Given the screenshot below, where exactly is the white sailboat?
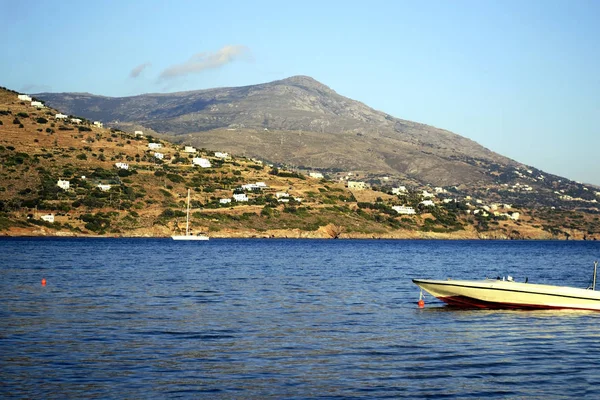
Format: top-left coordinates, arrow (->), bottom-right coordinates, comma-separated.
171,189 -> 209,241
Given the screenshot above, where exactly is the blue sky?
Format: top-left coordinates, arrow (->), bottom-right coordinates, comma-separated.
2,0 -> 599,185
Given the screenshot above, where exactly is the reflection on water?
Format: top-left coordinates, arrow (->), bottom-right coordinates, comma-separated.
1,238 -> 600,398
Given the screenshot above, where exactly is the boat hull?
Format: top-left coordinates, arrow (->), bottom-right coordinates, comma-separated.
172,235 -> 209,241
413,278 -> 600,311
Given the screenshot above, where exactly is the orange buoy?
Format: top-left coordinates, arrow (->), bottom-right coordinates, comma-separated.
418,299 -> 425,308
41,278 -> 46,286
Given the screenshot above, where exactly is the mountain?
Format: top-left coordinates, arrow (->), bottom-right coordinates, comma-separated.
36,76 -> 516,187
2,85 -> 600,240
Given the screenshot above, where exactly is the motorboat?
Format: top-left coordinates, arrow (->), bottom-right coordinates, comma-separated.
413,262 -> 600,311
172,189 -> 209,241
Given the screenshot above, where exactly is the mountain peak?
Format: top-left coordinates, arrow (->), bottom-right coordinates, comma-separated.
275,75 -> 334,92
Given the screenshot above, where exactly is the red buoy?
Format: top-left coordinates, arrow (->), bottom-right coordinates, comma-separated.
41,278 -> 46,286
418,299 -> 425,308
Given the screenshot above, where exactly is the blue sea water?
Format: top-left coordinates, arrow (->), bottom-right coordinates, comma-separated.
1,238 -> 600,398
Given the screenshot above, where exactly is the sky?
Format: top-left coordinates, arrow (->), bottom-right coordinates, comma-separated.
2,0 -> 599,185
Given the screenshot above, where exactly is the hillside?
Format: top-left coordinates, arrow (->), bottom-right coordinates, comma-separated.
36,76 -> 516,187
2,85 -> 600,240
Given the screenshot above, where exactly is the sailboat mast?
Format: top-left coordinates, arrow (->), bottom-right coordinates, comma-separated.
186,189 -> 190,236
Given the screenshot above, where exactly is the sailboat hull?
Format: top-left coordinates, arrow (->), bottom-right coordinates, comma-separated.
413,278 -> 600,311
172,235 -> 209,241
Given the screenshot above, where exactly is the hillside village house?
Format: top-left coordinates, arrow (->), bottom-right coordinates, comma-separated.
115,162 -> 129,170
70,118 -> 82,124
276,192 -> 290,199
31,101 -> 44,108
192,157 -> 211,168
134,131 -> 144,137
184,146 -> 197,153
93,121 -> 103,128
57,179 -> 70,190
219,198 -> 232,204
17,94 -> 32,102
154,152 -> 164,160
55,113 -> 68,119
392,205 -> 416,215
422,190 -> 434,198
392,186 -> 407,195
420,200 -> 435,207
97,184 -> 112,191
40,214 -> 55,223
233,193 -> 249,202
214,152 -> 229,159
347,181 -> 367,190
241,182 -> 268,191
148,143 -> 162,150
309,172 -> 324,179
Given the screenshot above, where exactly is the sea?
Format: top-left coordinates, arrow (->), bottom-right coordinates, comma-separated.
2,238 -> 600,399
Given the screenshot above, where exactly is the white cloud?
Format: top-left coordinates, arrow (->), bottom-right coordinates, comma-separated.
130,62 -> 152,78
159,45 -> 250,80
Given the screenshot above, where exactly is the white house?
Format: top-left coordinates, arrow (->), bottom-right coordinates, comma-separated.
55,113 -> 68,119
154,152 -> 164,160
192,157 -> 211,168
392,205 -> 416,215
18,94 -> 32,102
148,143 -> 162,150
276,192 -> 290,199
241,182 -> 268,191
115,162 -> 129,170
134,130 -> 144,137
97,184 -> 112,191
57,179 -> 70,190
233,193 -> 249,202
40,214 -> 55,223
70,118 -> 82,124
422,190 -> 434,198
392,186 -> 407,195
31,101 -> 44,108
93,121 -> 103,128
347,181 -> 367,190
219,198 -> 232,204
510,212 -> 520,221
184,146 -> 197,153
420,200 -> 435,207
309,172 -> 324,179
214,152 -> 229,158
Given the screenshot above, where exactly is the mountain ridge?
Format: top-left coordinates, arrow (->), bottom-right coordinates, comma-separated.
37,76 -> 517,187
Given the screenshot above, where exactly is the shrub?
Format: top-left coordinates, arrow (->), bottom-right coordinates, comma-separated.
36,117 -> 48,124
17,112 -> 29,118
12,118 -> 20,124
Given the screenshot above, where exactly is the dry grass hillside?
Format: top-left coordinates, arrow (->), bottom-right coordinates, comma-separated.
1,86 -> 599,240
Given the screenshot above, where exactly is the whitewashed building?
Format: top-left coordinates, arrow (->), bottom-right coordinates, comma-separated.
219,198 -> 232,204
31,101 -> 44,108
18,94 -> 32,102
420,200 -> 435,207
184,146 -> 197,153
55,113 -> 68,119
215,152 -> 229,158
70,118 -> 82,124
233,193 -> 249,202
309,172 -> 324,179
392,187 -> 407,195
134,130 -> 144,137
347,181 -> 367,190
148,143 -> 162,150
276,192 -> 290,199
192,157 -> 211,168
97,184 -> 112,191
154,152 -> 164,160
57,179 -> 70,190
93,121 -> 103,128
115,162 -> 129,170
41,214 -> 55,223
392,205 -> 416,215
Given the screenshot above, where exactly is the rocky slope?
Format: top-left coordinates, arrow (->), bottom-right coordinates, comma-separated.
36,76 -> 518,187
